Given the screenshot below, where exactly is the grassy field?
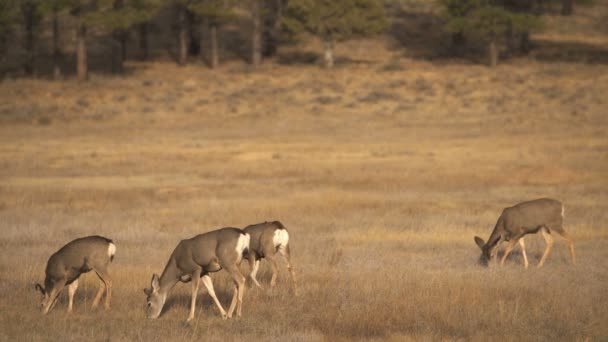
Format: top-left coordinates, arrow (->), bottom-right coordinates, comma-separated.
1,24 -> 608,341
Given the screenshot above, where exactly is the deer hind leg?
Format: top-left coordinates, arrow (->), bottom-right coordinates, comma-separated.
279,244 -> 298,296
537,227 -> 555,268
518,238 -> 529,269
93,268 -> 112,310
266,254 -> 279,288
67,279 -> 79,313
247,254 -> 262,289
187,269 -> 201,322
226,266 -> 246,318
91,280 -> 105,309
500,239 -> 518,266
201,274 -> 227,319
555,228 -> 576,265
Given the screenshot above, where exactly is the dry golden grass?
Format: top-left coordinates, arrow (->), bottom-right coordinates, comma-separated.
1,29 -> 608,341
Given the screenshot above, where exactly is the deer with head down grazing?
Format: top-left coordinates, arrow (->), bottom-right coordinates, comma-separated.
474,198 -> 576,269
243,221 -> 298,295
143,227 -> 249,322
35,235 -> 116,314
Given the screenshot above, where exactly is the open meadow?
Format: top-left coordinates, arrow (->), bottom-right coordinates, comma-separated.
1,24 -> 608,341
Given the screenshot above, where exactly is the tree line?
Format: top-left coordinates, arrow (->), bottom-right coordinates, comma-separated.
0,0 -> 591,80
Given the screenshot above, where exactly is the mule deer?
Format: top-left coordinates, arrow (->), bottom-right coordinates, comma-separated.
243,221 -> 298,295
35,235 -> 116,314
474,198 -> 576,269
143,227 -> 249,322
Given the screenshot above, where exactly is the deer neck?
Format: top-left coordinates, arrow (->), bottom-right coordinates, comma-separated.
486,217 -> 505,250
158,257 -> 181,293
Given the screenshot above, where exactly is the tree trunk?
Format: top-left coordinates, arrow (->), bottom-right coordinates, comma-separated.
77,21 -> 87,81
505,23 -> 515,56
561,0 -> 573,16
139,22 -> 148,61
323,39 -> 334,68
120,31 -> 127,62
52,11 -> 61,80
251,0 -> 262,67
262,0 -> 285,57
488,37 -> 498,68
520,31 -> 531,54
210,24 -> 219,69
452,31 -> 466,47
178,7 -> 188,65
23,4 -> 35,75
112,0 -> 126,73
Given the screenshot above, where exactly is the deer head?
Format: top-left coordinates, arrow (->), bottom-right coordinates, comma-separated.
143,274 -> 166,319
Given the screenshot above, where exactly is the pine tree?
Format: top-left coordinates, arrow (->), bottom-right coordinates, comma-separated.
39,0 -> 71,79
88,0 -> 161,72
129,0 -> 161,60
0,0 -> 17,70
62,0 -> 99,81
251,0 -> 262,67
17,0 -> 43,75
189,0 -> 236,68
263,0 -> 288,58
283,0 -> 387,68
441,0 -> 541,67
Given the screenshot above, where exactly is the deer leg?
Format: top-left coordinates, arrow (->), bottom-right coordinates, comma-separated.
226,266 -> 246,318
187,269 -> 201,322
44,279 -> 65,314
93,269 -> 112,310
279,244 -> 298,296
67,279 -> 79,313
500,239 -> 517,266
250,259 -> 262,288
48,288 -> 62,313
227,286 -> 238,318
91,283 -> 106,309
538,228 -> 555,268
556,229 -> 576,265
201,274 -> 227,319
267,254 -> 279,288
518,238 -> 529,269
247,253 -> 262,289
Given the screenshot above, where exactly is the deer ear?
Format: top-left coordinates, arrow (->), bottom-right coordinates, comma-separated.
35,283 -> 45,295
474,236 -> 485,250
151,274 -> 160,292
143,288 -> 152,296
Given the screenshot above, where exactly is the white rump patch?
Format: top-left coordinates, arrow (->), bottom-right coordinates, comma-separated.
273,229 -> 289,249
235,233 -> 250,263
108,242 -> 116,259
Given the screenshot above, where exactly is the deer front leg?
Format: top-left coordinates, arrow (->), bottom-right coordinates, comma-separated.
201,275 -> 227,319
500,239 -> 518,266
537,228 -> 555,268
518,238 -> 529,269
67,279 -> 79,313
187,269 -> 202,322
